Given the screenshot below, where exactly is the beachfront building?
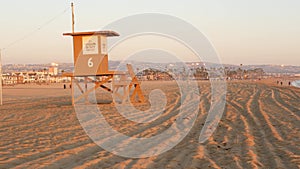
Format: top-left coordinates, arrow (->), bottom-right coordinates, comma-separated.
0,63 -> 70,85
1,71 -> 68,85
2,74 -> 24,85
49,63 -> 59,76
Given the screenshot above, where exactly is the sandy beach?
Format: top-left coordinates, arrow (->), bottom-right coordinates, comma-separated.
0,81 -> 299,169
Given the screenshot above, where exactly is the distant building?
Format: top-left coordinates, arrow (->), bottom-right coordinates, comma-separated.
2,74 -> 24,85
49,63 -> 58,76
0,63 -> 67,85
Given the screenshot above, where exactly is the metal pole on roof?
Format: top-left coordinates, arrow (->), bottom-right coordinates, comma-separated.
71,2 -> 75,33
0,49 -> 3,105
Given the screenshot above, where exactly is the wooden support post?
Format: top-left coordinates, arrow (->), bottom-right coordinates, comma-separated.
74,75 -> 113,103
71,77 -> 75,105
127,64 -> 145,103
112,74 -> 130,104
71,2 -> 75,33
84,77 -> 88,104
74,79 -> 84,94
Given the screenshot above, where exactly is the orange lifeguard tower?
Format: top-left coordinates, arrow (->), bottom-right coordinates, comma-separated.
63,31 -> 145,105
63,3 -> 144,105
63,31 -> 118,76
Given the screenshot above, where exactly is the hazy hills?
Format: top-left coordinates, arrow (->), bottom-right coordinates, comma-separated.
2,61 -> 300,74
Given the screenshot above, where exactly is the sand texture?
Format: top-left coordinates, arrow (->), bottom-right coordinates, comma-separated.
0,81 -> 299,169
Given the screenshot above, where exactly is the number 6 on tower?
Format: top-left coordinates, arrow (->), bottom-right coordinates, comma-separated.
88,57 -> 93,68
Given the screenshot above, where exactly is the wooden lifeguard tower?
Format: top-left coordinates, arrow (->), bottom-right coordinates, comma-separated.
63,3 -> 144,105
63,31 -> 118,76
63,31 -> 145,105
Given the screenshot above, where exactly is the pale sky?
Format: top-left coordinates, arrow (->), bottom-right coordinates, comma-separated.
0,0 -> 299,65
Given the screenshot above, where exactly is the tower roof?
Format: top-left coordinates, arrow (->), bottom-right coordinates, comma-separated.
63,30 -> 119,37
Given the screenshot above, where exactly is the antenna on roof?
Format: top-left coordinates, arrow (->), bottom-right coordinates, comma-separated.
71,2 -> 75,33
